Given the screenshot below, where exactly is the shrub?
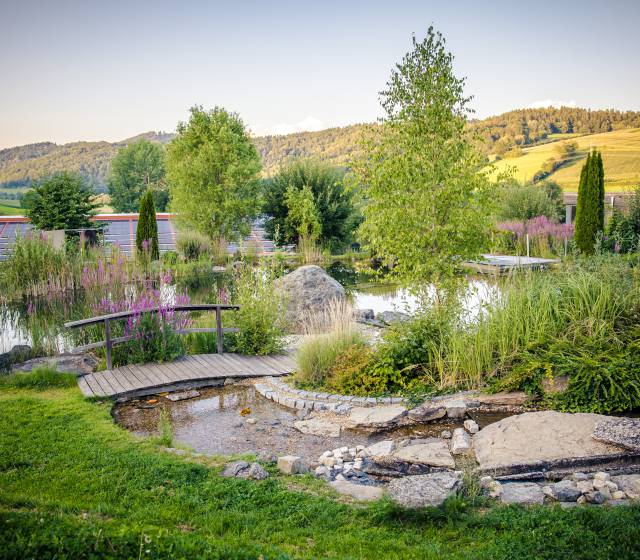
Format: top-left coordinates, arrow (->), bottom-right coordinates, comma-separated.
155,409 -> 174,447
176,231 -> 211,261
0,367 -> 77,390
227,262 -> 285,355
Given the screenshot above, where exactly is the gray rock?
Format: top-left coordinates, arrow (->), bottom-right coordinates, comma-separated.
345,405 -> 407,430
221,461 -> 250,478
463,419 -> 479,434
274,265 -> 345,333
572,472 -> 589,482
13,352 -> 98,375
407,403 -> 447,422
387,471 -> 462,508
377,311 -> 411,325
329,480 -> 384,501
500,482 -> 545,505
0,344 -> 32,372
247,463 -> 270,480
592,417 -> 640,452
450,428 -> 472,455
392,439 -> 456,469
440,430 -> 452,439
353,308 -> 375,322
165,389 -> 200,402
444,400 -> 467,419
584,491 -> 606,505
362,440 -> 396,458
612,474 -> 640,498
551,479 -> 582,502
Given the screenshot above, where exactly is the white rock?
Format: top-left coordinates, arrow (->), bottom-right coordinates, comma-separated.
345,406 -> 407,429
322,456 -> 336,467
463,419 -> 479,434
605,481 -> 619,492
500,482 -> 544,505
593,478 -> 607,490
576,480 -> 593,493
392,439 -> 456,469
245,418 -> 257,425
321,450 -> 333,458
488,480 -> 503,498
450,428 -> 472,455
387,472 -> 462,508
330,480 -> 385,501
315,466 -> 329,477
594,471 -> 611,482
277,455 -> 306,475
340,446 -> 349,453
612,490 -> 627,500
333,450 -> 343,459
356,445 -> 365,452
480,476 -> 493,489
445,400 -> 467,419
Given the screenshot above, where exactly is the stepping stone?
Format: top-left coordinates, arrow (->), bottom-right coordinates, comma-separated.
293,418 -> 341,438
592,417 -> 640,452
474,411 -> 627,474
345,405 -> 407,429
165,389 -> 201,402
500,482 -> 544,505
387,471 -> 462,508
392,439 -> 455,469
329,480 -> 384,501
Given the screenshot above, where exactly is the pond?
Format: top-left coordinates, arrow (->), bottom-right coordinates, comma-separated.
0,260 -> 498,355
113,380 -> 510,460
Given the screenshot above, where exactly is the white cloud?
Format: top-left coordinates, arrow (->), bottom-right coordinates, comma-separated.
527,99 -> 578,109
250,116 -> 326,136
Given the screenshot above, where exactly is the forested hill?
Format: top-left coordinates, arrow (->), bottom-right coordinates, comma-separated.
1,107 -> 639,191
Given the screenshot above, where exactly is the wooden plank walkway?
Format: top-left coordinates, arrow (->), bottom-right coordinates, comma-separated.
77,353 -> 296,399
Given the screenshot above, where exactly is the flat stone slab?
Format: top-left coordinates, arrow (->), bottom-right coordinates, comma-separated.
387,471 -> 462,508
474,411 -> 627,474
592,417 -> 640,452
500,482 -> 544,505
293,417 -> 341,438
345,405 -> 407,429
392,440 -> 455,469
329,480 -> 384,501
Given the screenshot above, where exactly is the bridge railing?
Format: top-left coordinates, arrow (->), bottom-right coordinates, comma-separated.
64,304 -> 240,370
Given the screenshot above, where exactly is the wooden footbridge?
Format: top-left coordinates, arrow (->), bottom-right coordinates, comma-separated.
65,304 -> 295,400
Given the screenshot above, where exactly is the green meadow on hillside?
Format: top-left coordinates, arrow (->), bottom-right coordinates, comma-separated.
0,199 -> 23,215
491,128 -> 640,191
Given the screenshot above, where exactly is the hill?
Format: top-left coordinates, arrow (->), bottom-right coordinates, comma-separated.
1,107 -> 639,194
490,127 -> 640,191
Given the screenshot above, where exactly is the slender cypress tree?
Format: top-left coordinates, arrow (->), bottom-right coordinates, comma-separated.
136,191 -> 159,260
596,150 -> 605,231
574,150 -> 604,254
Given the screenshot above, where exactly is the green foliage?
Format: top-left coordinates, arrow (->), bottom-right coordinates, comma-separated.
155,409 -> 174,447
497,181 -> 560,221
135,191 -> 159,260
175,231 -> 212,261
108,139 -> 167,212
0,367 -> 77,390
263,159 -> 359,250
23,172 -> 97,230
167,106 -> 262,242
114,312 -> 185,367
0,235 -> 68,289
2,387 -> 640,559
574,150 -> 605,254
227,263 -> 285,355
296,330 -> 366,385
353,27 -> 493,284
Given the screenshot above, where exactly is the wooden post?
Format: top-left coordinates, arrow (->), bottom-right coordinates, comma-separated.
104,318 -> 112,370
216,306 -> 223,354
526,234 -> 530,257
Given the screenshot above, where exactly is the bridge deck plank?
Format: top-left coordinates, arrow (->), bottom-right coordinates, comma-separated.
77,353 -> 294,399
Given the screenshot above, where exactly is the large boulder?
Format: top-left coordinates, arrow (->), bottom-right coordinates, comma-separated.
387,471 -> 462,508
0,344 -> 32,373
345,405 -> 407,430
474,411 -> 627,475
274,265 -> 345,333
500,482 -> 545,505
12,353 -> 98,376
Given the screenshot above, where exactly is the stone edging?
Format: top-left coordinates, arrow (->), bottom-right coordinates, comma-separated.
254,376 -> 405,413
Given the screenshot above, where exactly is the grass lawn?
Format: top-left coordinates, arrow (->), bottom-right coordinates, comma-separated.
490,127 -> 640,191
1,380 -> 639,559
0,199 -> 24,215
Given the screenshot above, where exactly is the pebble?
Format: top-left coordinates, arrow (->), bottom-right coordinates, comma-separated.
594,472 -> 610,482
572,472 -> 589,482
612,490 -> 627,500
245,418 -> 257,425
440,430 -> 452,439
463,419 -> 479,434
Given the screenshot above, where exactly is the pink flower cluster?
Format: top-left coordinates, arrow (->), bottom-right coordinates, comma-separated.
497,215 -> 573,241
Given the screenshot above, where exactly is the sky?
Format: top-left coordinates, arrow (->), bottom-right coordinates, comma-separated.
1,0 -> 639,149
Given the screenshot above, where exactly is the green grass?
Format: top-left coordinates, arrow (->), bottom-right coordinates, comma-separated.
490,127 -> 640,191
0,200 -> 24,215
1,384 -> 639,559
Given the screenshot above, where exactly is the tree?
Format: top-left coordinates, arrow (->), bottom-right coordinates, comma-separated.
23,172 -> 97,230
135,191 -> 159,260
498,181 -> 559,222
352,27 -> 493,285
108,139 -> 167,212
574,150 -> 605,254
284,184 -> 321,241
166,106 -> 262,242
262,159 -> 359,249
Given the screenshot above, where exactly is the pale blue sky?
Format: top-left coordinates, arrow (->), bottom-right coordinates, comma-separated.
1,0 -> 639,148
